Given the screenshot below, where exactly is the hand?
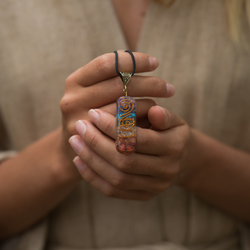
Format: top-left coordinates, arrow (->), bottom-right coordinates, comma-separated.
69,105 -> 191,201
60,52 -> 175,178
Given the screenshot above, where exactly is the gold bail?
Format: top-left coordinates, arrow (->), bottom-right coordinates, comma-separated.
119,72 -> 132,96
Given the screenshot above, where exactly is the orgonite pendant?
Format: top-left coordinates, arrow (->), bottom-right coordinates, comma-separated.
116,96 -> 136,154
114,50 -> 136,154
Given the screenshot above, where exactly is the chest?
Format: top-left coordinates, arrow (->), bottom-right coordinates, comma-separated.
111,0 -> 150,51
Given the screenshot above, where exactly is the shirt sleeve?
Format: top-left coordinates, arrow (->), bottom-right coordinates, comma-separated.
0,109 -> 17,163
0,150 -> 17,163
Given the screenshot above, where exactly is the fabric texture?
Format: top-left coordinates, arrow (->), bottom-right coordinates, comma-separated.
0,0 -> 250,249
0,151 -> 17,163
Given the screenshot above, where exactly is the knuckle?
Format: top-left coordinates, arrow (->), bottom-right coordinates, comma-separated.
84,169 -> 95,185
115,155 -> 126,170
102,119 -> 114,135
126,157 -> 137,170
60,94 -> 83,115
161,160 -> 180,179
96,54 -> 110,73
148,179 -> 167,194
136,54 -> 143,67
88,134 -> 99,149
103,186 -> 116,197
168,165 -> 180,178
158,181 -> 171,192
66,122 -> 76,136
166,167 -> 179,182
111,174 -> 129,188
116,159 -> 126,171
60,95 -> 72,114
151,183 -> 164,194
171,139 -> 185,157
116,157 -> 135,172
152,78 -> 166,96
83,152 -> 94,168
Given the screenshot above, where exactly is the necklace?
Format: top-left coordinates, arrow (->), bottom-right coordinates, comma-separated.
114,50 -> 136,154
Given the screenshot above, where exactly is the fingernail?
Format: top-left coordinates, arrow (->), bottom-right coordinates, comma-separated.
166,83 -> 175,96
155,105 -> 166,116
88,109 -> 100,124
149,56 -> 159,70
73,156 -> 86,172
75,120 -> 87,137
69,136 -> 85,154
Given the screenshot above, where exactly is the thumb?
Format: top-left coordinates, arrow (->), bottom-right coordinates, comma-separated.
148,106 -> 185,130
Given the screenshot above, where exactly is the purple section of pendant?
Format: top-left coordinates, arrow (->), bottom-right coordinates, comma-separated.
116,96 -> 136,154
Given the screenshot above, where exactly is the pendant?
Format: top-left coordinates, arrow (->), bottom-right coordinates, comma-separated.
116,96 -> 136,154
114,50 -> 136,154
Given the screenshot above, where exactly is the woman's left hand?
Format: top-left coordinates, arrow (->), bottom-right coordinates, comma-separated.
69,105 -> 191,201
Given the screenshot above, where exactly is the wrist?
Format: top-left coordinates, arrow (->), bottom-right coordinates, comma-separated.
175,129 -> 207,189
48,127 -> 82,186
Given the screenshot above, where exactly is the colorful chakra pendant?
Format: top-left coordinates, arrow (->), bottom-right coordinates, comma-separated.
114,50 -> 136,154
116,96 -> 136,154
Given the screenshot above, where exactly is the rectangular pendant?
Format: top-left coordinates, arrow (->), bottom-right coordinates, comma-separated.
116,96 -> 136,154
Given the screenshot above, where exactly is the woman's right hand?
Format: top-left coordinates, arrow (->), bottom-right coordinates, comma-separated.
60,51 -> 175,178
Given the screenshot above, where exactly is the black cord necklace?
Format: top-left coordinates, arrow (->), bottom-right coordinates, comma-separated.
114,50 -> 136,154
114,50 -> 136,96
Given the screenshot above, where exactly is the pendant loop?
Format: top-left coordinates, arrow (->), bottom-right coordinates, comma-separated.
114,50 -> 136,96
119,72 -> 132,96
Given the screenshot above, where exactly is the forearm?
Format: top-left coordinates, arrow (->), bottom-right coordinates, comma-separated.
0,128 -> 80,239
180,129 -> 250,222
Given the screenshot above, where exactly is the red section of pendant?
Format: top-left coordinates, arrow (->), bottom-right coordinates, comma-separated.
116,137 -> 136,154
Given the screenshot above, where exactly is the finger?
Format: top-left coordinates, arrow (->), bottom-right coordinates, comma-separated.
89,98 -> 156,138
73,156 -> 153,201
63,76 -> 174,120
88,108 -> 170,155
74,120 -> 167,177
148,106 -> 185,130
99,104 -> 152,129
136,118 -> 151,129
70,138 -> 168,193
83,76 -> 174,108
67,52 -> 159,87
61,97 -> 154,137
98,98 -> 156,126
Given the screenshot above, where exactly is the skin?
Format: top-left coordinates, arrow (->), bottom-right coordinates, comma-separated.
111,0 -> 150,51
70,106 -> 250,221
0,52 -> 172,239
69,107 -> 188,201
1,0 -> 250,240
69,0 -> 250,221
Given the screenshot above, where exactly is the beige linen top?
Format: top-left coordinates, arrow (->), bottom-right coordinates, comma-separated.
0,1 -> 250,250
